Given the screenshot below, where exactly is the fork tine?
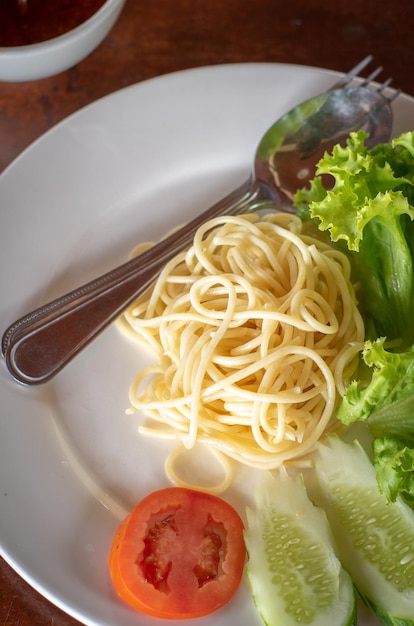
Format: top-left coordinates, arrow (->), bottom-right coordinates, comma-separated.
384,85 -> 401,102
332,54 -> 374,89
330,55 -> 399,103
363,73 -> 399,102
360,65 -> 383,86
379,77 -> 393,90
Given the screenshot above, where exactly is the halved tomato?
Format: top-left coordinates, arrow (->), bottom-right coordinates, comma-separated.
109,487 -> 246,619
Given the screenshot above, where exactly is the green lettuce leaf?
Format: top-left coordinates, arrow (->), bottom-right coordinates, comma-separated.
337,338 -> 414,426
294,131 -> 414,347
294,131 -> 414,505
337,338 -> 414,505
373,437 -> 414,507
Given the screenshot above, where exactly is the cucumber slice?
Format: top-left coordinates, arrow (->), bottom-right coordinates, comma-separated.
312,436 -> 414,625
244,470 -> 356,626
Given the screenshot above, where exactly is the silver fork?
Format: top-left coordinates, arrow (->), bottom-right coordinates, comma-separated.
1,55 -> 399,385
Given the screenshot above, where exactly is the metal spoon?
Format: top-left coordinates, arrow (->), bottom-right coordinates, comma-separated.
1,56 -> 398,385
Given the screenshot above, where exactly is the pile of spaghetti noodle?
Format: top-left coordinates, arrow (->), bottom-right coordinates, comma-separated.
118,212 -> 364,490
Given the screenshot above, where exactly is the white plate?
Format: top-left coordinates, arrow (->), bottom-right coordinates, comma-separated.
1,63 -> 413,626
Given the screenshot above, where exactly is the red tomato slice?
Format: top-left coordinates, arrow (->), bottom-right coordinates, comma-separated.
109,487 -> 246,619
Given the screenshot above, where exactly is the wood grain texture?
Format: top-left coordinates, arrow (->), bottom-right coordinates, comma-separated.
1,0 -> 414,623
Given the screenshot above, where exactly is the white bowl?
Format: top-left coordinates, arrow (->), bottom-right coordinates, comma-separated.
0,0 -> 126,82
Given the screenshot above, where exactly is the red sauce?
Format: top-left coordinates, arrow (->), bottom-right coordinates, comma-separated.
0,0 -> 108,46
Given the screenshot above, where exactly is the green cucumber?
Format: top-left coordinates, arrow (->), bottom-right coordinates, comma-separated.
311,436 -> 414,625
244,470 -> 356,626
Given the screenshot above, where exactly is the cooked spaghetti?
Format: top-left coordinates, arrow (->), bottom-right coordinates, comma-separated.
118,212 -> 364,491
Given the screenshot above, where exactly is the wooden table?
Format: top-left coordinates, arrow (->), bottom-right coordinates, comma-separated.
1,0 -> 414,624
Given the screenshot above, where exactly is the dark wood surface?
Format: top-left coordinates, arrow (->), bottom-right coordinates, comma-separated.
1,0 -> 414,624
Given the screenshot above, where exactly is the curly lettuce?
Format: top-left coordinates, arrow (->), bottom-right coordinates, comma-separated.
335,336 -> 414,508
294,131 -> 414,506
373,437 -> 414,507
337,338 -> 414,426
294,130 -> 414,347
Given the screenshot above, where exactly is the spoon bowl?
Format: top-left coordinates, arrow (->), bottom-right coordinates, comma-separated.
255,85 -> 394,209
1,57 -> 398,384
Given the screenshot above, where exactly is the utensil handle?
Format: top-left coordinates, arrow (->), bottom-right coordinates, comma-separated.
2,178 -> 260,385
4,257 -> 170,385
